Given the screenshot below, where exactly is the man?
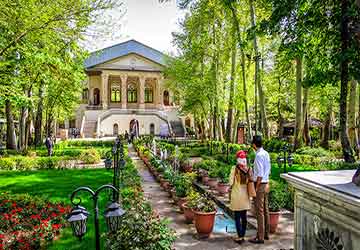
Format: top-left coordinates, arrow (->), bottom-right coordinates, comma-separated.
45,136 -> 53,156
249,135 -> 271,244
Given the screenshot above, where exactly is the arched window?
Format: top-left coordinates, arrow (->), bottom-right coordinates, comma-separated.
82,88 -> 88,101
93,88 -> 100,106
110,82 -> 121,102
150,123 -> 155,135
145,84 -> 153,103
127,83 -> 137,103
163,90 -> 169,106
113,124 -> 119,136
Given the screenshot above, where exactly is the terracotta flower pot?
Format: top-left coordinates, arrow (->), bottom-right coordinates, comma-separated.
217,182 -> 230,195
183,203 -> 195,224
193,210 -> 216,238
177,197 -> 187,212
207,178 -> 218,189
269,211 -> 281,233
202,175 -> 209,185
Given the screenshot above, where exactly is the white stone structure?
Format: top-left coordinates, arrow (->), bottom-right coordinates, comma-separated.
72,40 -> 193,138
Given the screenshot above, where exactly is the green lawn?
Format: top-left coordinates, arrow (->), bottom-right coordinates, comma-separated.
0,168 -> 113,250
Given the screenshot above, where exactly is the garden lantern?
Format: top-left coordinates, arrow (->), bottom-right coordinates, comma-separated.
277,155 -> 284,167
277,143 -> 293,173
287,154 -> 294,167
105,151 -> 113,170
67,205 -> 89,240
104,202 -> 126,232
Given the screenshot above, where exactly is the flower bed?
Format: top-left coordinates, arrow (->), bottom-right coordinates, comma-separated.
0,193 -> 70,250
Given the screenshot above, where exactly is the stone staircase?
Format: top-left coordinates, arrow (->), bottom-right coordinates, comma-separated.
83,120 -> 97,138
170,120 -> 185,137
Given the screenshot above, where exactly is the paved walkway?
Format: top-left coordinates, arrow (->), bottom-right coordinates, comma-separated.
129,147 -> 294,250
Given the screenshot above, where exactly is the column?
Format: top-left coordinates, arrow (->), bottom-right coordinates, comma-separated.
139,75 -> 145,109
120,74 -> 127,109
157,76 -> 164,109
101,72 -> 109,109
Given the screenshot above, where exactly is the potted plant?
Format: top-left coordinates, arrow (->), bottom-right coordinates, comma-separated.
217,174 -> 230,195
192,195 -> 217,238
174,174 -> 191,212
207,169 -> 218,189
268,180 -> 286,233
180,154 -> 192,173
183,190 -> 199,224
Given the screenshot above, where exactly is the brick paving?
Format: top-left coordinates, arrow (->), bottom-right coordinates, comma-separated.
129,147 -> 294,250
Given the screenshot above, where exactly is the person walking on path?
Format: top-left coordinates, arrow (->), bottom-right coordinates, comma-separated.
229,150 -> 253,244
249,135 -> 271,244
45,136 -> 53,156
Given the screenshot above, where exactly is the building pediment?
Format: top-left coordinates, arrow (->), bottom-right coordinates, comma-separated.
92,53 -> 164,72
85,40 -> 169,71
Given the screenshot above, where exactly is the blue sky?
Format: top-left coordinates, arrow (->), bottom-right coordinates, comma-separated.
88,0 -> 186,55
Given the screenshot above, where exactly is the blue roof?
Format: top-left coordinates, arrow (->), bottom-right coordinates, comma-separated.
84,40 -> 168,69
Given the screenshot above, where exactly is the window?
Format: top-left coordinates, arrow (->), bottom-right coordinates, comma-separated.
127,83 -> 137,103
145,84 -> 153,103
163,90 -> 169,106
113,124 -> 119,136
110,82 -> 121,102
93,88 -> 100,105
149,123 -> 155,135
82,88 -> 88,100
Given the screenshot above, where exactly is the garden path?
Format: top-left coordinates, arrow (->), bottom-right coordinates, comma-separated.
128,146 -> 294,250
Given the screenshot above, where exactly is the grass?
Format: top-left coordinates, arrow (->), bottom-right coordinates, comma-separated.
0,168 -> 114,250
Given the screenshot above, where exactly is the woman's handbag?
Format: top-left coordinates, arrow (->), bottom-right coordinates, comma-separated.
247,181 -> 256,197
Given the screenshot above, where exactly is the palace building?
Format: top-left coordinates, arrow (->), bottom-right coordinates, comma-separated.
72,39 -> 192,138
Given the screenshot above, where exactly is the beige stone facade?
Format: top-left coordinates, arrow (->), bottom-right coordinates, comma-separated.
73,40 -> 192,138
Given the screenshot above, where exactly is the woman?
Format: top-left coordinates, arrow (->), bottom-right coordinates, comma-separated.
229,150 -> 253,244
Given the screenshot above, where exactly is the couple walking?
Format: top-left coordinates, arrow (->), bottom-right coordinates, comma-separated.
229,135 -> 271,244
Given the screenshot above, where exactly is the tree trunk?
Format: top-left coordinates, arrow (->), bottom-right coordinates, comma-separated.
5,100 -> 17,150
340,0 -> 355,162
249,0 -> 259,136
277,78 -> 285,137
348,80 -> 358,152
25,89 -> 32,149
225,39 -> 236,142
294,57 -> 303,149
229,4 -> 252,143
19,104 -> 28,151
259,57 -> 268,138
34,81 -> 44,146
303,87 -> 311,146
321,102 -> 332,149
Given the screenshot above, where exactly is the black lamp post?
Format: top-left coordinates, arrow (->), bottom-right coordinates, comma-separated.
276,144 -> 294,173
111,136 -> 126,200
67,184 -> 125,250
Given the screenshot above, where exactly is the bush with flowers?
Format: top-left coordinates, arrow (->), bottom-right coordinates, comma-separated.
0,193 -> 70,250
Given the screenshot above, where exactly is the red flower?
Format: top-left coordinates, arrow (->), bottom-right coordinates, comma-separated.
52,224 -> 61,230
0,234 -> 4,239
30,214 -> 41,220
11,202 -> 17,208
58,207 -> 66,213
51,212 -> 57,217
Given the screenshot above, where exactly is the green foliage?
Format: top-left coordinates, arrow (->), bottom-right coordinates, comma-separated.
295,147 -> 334,158
174,174 -> 192,197
79,148 -> 101,164
268,180 -> 287,212
191,194 -> 216,213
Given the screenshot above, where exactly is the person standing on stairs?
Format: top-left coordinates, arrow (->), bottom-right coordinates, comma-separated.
229,150 -> 253,244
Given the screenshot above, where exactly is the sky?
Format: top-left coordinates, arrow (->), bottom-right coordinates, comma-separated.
88,0 -> 186,55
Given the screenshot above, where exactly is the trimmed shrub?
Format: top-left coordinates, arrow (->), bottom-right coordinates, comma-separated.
295,146 -> 334,157
37,157 -> 62,169
79,148 -> 101,164
0,158 -> 16,170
